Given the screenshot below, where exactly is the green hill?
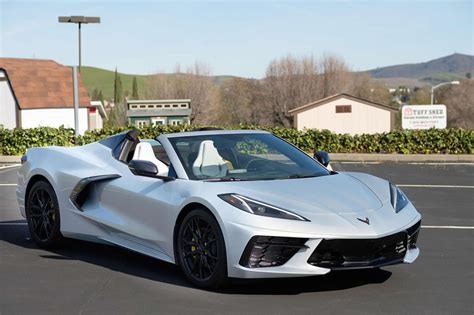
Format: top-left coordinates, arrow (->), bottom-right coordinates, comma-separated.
80,66 -> 150,101
80,66 -> 238,100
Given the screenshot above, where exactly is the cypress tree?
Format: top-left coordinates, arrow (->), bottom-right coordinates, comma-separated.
132,76 -> 139,99
113,68 -> 123,104
98,90 -> 104,103
91,88 -> 100,101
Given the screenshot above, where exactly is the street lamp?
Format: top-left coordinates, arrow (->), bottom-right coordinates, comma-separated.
431,80 -> 460,104
58,16 -> 100,72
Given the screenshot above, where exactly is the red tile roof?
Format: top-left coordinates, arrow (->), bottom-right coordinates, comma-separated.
0,58 -> 90,109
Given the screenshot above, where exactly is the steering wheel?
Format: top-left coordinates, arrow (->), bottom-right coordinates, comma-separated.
246,159 -> 269,171
246,159 -> 295,175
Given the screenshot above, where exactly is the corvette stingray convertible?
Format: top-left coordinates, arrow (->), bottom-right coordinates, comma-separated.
17,129 -> 421,288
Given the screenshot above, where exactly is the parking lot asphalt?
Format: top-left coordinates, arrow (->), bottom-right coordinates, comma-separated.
0,162 -> 473,315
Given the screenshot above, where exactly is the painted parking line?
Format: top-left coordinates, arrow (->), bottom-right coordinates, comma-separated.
0,222 -> 472,230
0,222 -> 27,225
399,184 -> 474,189
0,184 -> 17,186
0,164 -> 20,170
421,225 -> 474,230
338,161 -> 381,164
408,162 -> 474,165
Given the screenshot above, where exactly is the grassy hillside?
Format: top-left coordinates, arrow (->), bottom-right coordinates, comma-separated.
367,53 -> 474,79
80,66 -> 237,100
80,67 -> 150,100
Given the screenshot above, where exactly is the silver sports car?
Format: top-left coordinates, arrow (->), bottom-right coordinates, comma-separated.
17,129 -> 421,288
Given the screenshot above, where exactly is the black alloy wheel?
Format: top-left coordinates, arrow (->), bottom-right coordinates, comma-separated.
26,180 -> 63,248
177,208 -> 228,289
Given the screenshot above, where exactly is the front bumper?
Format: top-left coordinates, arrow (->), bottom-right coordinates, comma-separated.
307,220 -> 421,269
225,218 -> 421,279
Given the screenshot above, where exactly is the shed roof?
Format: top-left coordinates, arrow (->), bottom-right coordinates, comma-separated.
0,58 -> 90,109
288,93 -> 398,115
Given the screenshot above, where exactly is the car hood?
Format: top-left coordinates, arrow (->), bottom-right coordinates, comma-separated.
213,172 -> 386,217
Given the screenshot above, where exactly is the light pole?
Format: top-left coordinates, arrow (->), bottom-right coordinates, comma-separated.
58,16 -> 100,137
431,81 -> 460,104
58,16 -> 100,73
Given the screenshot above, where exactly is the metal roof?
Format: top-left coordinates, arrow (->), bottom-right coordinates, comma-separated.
126,108 -> 191,117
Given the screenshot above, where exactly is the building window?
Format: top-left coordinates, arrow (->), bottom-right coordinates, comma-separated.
180,104 -> 187,108
164,104 -> 171,108
151,117 -> 166,126
172,104 -> 178,108
131,105 -> 138,109
157,104 -> 163,108
148,104 -> 155,108
136,120 -> 149,128
170,119 -> 182,126
139,105 -> 146,109
335,105 -> 352,113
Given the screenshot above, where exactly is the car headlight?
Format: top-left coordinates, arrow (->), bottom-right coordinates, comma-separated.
390,183 -> 409,213
218,194 -> 309,221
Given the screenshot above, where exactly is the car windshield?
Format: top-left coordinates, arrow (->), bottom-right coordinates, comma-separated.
167,133 -> 330,181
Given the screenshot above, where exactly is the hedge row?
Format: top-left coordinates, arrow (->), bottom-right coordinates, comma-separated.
0,125 -> 473,156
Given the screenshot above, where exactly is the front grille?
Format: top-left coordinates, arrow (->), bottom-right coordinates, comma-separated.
308,220 -> 421,269
239,236 -> 308,268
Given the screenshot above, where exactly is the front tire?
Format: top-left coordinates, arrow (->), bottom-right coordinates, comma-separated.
26,180 -> 63,248
177,208 -> 228,289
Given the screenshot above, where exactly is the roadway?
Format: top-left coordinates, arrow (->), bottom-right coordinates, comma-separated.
0,162 -> 473,314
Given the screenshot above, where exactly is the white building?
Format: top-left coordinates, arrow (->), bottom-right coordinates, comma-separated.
89,101 -> 107,130
289,93 -> 398,135
0,58 -> 105,133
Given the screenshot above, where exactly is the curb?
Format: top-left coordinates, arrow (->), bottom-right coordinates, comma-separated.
0,156 -> 21,163
329,154 -> 474,162
1,154 -> 473,164
0,153 -> 474,164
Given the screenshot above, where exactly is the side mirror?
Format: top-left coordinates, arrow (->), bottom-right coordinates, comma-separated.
314,150 -> 330,167
128,160 -> 176,181
129,160 -> 158,177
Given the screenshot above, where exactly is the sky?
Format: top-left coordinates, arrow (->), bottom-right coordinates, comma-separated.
1,0 -> 473,78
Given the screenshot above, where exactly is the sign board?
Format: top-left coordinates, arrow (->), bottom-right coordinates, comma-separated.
402,105 -> 447,129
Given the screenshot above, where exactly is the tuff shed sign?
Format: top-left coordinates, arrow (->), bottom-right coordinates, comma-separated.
402,105 -> 447,129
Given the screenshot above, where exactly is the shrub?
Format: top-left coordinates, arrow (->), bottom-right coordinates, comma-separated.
0,125 -> 472,156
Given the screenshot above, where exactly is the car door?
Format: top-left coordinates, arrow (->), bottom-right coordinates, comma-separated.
94,141 -> 183,262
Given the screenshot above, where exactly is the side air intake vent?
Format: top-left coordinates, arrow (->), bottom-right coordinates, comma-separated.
70,174 -> 121,211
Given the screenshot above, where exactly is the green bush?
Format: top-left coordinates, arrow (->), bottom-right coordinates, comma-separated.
0,125 -> 472,156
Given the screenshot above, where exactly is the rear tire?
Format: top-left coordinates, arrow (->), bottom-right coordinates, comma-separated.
26,180 -> 63,248
177,208 -> 228,289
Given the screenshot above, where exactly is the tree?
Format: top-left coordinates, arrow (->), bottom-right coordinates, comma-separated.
409,87 -> 431,105
145,62 -> 219,124
437,79 -> 474,128
113,68 -> 123,104
91,88 -> 100,101
109,68 -> 127,126
218,78 -> 266,125
466,72 -> 472,79
132,76 -> 139,99
261,53 -> 383,127
98,90 -> 104,103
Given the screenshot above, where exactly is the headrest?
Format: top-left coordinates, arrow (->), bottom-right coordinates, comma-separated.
192,140 -> 228,178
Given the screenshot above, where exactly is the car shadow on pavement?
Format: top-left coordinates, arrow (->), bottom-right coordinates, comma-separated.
1,220 -> 392,295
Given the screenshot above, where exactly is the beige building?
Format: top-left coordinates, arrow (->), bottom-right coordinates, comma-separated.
289,93 -> 398,135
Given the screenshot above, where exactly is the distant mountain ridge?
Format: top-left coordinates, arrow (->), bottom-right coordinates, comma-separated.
82,53 -> 474,99
366,53 -> 474,79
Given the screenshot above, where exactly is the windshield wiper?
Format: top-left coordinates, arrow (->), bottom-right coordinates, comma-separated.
286,173 -> 320,179
204,177 -> 243,182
